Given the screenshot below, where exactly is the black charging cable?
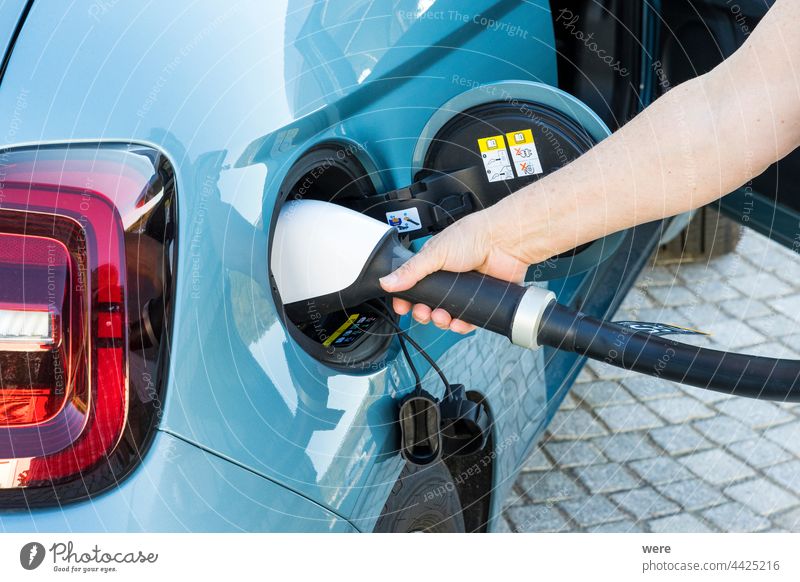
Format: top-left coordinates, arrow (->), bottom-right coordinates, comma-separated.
538,302 -> 800,402
397,324 -> 422,392
369,304 -> 453,398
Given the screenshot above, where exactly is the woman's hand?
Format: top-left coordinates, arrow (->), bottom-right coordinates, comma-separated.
378,204 -> 537,334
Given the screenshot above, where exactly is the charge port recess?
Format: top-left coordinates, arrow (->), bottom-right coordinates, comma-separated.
269,144 -> 395,369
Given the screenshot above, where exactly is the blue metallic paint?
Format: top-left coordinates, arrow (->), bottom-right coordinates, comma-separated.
0,0 -> 620,531
0,432 -> 353,532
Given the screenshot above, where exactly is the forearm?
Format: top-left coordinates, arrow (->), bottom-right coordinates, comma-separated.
491,0 -> 800,263
496,75 -> 737,260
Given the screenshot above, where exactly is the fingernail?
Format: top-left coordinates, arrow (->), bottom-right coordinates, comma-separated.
379,272 -> 399,288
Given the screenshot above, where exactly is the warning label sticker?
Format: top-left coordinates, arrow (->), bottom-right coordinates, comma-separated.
386,207 -> 422,233
506,129 -> 543,177
477,134 -> 514,182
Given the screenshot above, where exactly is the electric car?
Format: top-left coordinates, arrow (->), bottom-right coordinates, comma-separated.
0,0 -> 794,532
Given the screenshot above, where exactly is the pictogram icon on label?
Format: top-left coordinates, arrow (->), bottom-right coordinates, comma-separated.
386,207 -> 422,232
506,129 -> 543,176
477,134 -> 514,182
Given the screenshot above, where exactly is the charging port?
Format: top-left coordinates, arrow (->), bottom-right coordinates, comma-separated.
269,144 -> 395,369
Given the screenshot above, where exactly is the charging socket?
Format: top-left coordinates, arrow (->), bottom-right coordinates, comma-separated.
269,144 -> 396,369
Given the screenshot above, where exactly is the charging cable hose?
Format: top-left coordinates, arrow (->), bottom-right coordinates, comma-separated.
393,268 -> 800,402
272,200 -> 800,402
537,301 -> 800,402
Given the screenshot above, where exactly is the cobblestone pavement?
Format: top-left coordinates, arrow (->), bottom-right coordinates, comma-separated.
503,228 -> 800,533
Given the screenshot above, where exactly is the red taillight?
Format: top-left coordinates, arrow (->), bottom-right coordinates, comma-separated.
0,145 -> 173,495
0,233 -> 72,427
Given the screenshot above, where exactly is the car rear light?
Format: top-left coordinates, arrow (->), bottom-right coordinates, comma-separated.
0,144 -> 175,504
0,233 -> 75,429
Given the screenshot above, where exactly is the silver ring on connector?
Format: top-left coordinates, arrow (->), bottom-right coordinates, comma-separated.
511,286 -> 556,350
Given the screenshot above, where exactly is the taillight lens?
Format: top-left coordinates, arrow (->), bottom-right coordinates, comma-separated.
0,145 -> 175,501
0,232 -> 80,430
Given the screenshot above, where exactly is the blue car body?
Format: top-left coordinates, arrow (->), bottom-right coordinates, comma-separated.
0,0 -> 663,532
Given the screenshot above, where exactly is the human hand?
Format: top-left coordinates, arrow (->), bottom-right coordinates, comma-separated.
378,209 -> 533,334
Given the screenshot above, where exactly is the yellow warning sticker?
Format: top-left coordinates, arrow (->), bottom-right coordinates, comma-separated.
505,129 -> 543,177
477,134 -> 514,182
323,313 -> 359,347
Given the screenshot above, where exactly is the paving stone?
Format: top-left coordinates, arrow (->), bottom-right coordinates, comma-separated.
781,333 -> 800,353
557,392 -> 580,410
503,487 -> 526,508
693,416 -> 759,445
638,265 -> 681,286
720,298 -> 772,319
620,375 -> 683,400
494,516 -> 513,533
571,381 -> 635,407
672,261 -> 720,282
543,441 -> 605,468
586,359 -> 636,380
629,457 -> 694,485
765,461 -> 800,495
616,307 -> 640,322
773,507 -> 800,531
593,403 -> 664,433
507,505 -> 570,532
647,396 -> 715,424
678,449 -> 755,485
711,253 -> 757,279
742,342 -> 800,359
647,285 -> 700,307
679,383 -> 733,404
611,487 -> 680,520
767,254 -> 800,284
736,230 -> 776,259
517,471 -> 583,502
693,279 -> 742,301
546,408 -> 609,441
705,319 -> 766,350
724,478 -> 798,515
702,502 -> 770,532
521,446 -> 552,472
776,400 -> 800,412
593,433 -> 659,463
574,463 -> 641,494
649,513 -> 712,533
749,313 -> 800,337
575,366 -> 595,383
772,294 -> 800,323
649,425 -> 712,456
559,496 -> 627,528
728,272 -> 792,299
677,303 -> 728,329
727,439 -> 793,469
763,422 -> 800,456
717,398 -> 795,430
587,520 -> 646,533
656,479 -> 727,511
618,287 -> 656,311
740,251 -> 791,274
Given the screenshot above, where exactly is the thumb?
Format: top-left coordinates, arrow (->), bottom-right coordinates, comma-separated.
379,245 -> 443,292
